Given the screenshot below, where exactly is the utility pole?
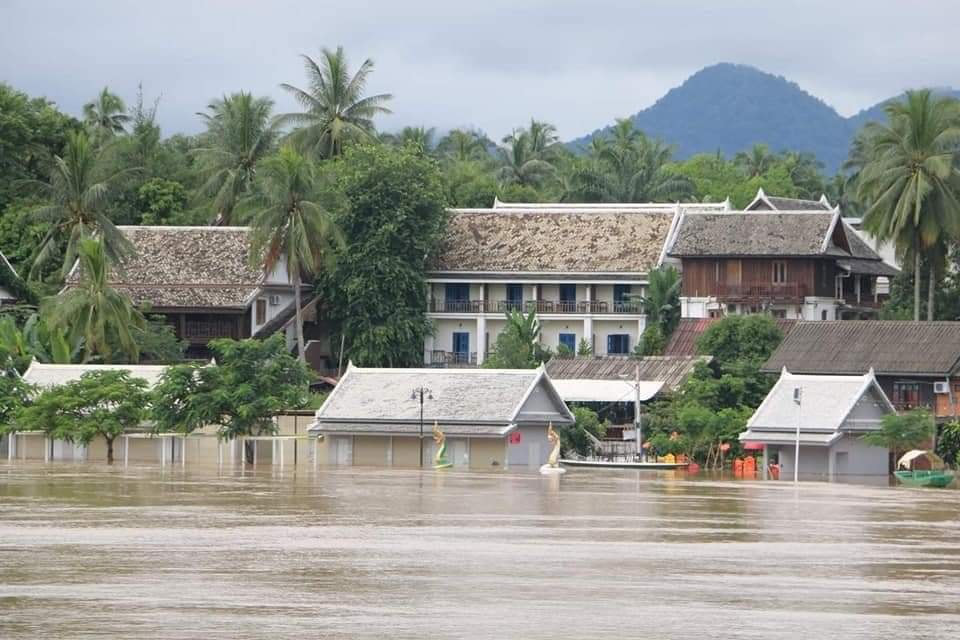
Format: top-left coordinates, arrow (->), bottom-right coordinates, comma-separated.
793,386 -> 802,483
411,386 -> 433,468
635,363 -> 642,461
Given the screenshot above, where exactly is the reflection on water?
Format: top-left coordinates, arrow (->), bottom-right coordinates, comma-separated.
1,463 -> 958,639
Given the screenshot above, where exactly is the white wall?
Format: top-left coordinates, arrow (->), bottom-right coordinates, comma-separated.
540,320 -> 581,353
250,287 -> 296,335
593,319 -> 641,356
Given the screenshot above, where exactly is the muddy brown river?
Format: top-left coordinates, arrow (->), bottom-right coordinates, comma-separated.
0,464 -> 958,639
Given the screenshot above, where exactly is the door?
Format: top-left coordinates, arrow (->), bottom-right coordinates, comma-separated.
528,441 -> 541,469
558,284 -> 577,311
506,284 -> 523,311
835,451 -> 849,476
452,332 -> 470,363
613,284 -> 632,311
450,439 -> 468,467
558,333 -> 576,353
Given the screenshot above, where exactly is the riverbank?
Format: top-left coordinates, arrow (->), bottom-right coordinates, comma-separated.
1,464 -> 958,639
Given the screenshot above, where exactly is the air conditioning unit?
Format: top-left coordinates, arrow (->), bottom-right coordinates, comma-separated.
934,381 -> 950,395
268,295 -> 282,306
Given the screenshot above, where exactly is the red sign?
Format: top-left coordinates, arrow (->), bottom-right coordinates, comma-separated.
508,432 -> 522,444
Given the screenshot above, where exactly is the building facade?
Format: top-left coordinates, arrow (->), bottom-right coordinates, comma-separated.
425,200 -> 729,365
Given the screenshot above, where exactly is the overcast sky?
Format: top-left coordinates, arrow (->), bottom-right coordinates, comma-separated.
1,1 -> 957,141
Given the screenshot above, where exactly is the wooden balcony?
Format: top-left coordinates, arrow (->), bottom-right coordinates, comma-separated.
428,299 -> 642,315
716,282 -> 806,302
182,319 -> 241,343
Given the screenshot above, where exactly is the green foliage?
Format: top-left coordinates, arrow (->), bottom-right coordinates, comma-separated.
634,265 -> 681,337
497,119 -> 561,190
42,238 -> 145,363
241,146 -> 344,360
936,421 -> 960,466
559,406 -> 606,456
12,370 -> 149,463
319,144 -> 447,366
137,178 -> 188,225
695,314 -> 784,369
862,409 -> 934,460
83,87 -> 130,144
635,324 -> 665,356
0,371 -> 29,428
576,338 -> 593,357
133,315 -> 187,364
443,160 -> 498,208
483,309 -> 551,369
150,334 -> 311,439
0,313 -> 80,373
279,46 -> 393,159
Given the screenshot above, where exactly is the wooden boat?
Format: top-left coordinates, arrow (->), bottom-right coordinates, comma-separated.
894,450 -> 955,488
893,469 -> 955,488
559,458 -> 689,470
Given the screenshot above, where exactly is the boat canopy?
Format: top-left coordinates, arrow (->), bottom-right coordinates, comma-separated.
897,450 -> 946,470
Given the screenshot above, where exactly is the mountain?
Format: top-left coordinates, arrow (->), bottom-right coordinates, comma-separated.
568,63 -> 959,173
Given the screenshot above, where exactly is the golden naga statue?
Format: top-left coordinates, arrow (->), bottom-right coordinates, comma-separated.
432,421 -> 452,469
546,422 -> 561,467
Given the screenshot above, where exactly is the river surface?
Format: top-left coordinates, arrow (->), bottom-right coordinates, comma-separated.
0,464 -> 958,639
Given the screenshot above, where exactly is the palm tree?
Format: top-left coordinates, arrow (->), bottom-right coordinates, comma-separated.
83,87 -> 130,143
25,130 -> 136,279
497,123 -> 559,188
192,92 -> 280,225
43,238 -> 144,363
633,265 -> 682,336
734,143 -> 774,177
239,147 -> 344,361
384,126 -> 435,152
565,120 -> 692,202
857,90 -> 960,320
279,46 -> 393,159
437,129 -> 487,162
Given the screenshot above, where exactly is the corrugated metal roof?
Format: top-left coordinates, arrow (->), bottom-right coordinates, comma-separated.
763,321 -> 960,376
545,355 -> 709,390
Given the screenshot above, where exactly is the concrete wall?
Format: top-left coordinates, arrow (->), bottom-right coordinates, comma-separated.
593,319 -> 641,355
776,444 -> 829,477
775,436 -> 889,478
506,425 -> 550,469
540,320 -> 582,352
469,438 -> 506,470
354,436 -> 390,466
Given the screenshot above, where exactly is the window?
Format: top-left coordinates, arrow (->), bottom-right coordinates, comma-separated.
558,333 -> 576,352
445,283 -> 469,302
506,284 -> 523,310
607,334 -> 630,355
559,284 -> 576,303
821,310 -> 828,320
613,284 -> 633,311
452,332 -> 470,362
892,382 -> 921,409
255,298 -> 267,325
772,261 -> 787,284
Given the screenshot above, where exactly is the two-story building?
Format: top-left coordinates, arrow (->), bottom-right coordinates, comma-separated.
762,320 -> 960,425
78,226 -> 325,360
424,200 -> 730,365
665,205 -> 898,321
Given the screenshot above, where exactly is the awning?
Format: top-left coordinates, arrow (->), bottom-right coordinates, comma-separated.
552,379 -> 663,403
738,429 -> 842,446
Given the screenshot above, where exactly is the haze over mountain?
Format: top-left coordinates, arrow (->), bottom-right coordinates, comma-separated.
569,63 -> 960,173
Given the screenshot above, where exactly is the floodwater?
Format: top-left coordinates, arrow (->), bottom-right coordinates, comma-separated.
0,465 -> 958,639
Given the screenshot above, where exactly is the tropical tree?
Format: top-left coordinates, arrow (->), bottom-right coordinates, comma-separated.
12,370 -> 149,464
862,408 -> 934,465
42,237 -> 144,363
279,46 -> 393,159
239,146 -> 343,361
437,129 -> 488,162
384,126 -> 435,152
192,92 -> 280,225
633,265 -> 682,336
497,121 -> 559,189
0,313 -> 79,372
82,87 -> 130,143
566,120 -> 692,202
734,143 -> 775,177
483,309 -> 550,368
857,90 -> 960,321
23,130 -> 136,278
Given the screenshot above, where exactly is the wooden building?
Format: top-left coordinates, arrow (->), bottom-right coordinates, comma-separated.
763,321 -> 960,424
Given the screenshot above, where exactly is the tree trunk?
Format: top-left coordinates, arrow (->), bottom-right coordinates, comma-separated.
294,273 -> 306,362
928,262 -> 936,321
106,437 -> 114,465
914,250 -> 921,322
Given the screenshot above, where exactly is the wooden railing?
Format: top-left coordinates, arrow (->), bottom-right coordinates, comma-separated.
716,282 -> 806,301
183,319 -> 239,342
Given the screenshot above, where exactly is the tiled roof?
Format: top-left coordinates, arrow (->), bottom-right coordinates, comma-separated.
665,317 -> 797,357
763,321 -> 960,376
313,365 -> 572,425
22,362 -> 171,389
105,226 -> 262,309
668,212 -> 841,257
545,355 -> 710,390
433,208 -> 675,274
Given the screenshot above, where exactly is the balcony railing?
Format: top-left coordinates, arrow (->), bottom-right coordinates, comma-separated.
716,283 -> 806,302
426,350 -> 481,367
183,319 -> 239,342
429,299 -> 641,314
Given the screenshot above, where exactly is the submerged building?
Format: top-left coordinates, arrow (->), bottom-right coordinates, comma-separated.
309,364 -> 573,469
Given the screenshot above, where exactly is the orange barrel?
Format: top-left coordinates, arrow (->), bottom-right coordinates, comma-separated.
733,458 -> 744,475
743,456 -> 756,476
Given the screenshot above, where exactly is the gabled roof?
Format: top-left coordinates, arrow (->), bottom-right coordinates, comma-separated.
745,188 -> 832,211
745,368 -> 893,434
0,250 -> 29,302
431,201 -> 727,275
21,361 -> 170,389
668,210 -> 850,258
312,363 -> 574,427
762,321 -> 960,376
545,355 -> 710,391
102,226 -> 264,309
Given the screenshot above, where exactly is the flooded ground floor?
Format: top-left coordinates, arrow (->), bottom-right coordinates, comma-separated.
0,463 -> 958,639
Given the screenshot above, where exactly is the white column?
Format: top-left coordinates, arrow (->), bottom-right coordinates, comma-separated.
638,316 -> 646,336
762,445 -> 768,480
181,437 -> 186,468
855,275 -> 861,304
583,317 -> 593,355
314,437 -> 319,470
7,432 -> 13,462
476,316 -> 487,365
161,437 -> 166,467
44,437 -> 49,463
124,436 -> 129,467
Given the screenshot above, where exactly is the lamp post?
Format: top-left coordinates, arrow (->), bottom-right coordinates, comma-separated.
793,386 -> 802,483
411,387 -> 433,467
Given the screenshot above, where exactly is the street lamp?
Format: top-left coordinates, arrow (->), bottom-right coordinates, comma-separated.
411,387 -> 433,467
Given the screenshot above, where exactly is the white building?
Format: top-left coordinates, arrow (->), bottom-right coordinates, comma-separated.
424,199 -> 729,365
